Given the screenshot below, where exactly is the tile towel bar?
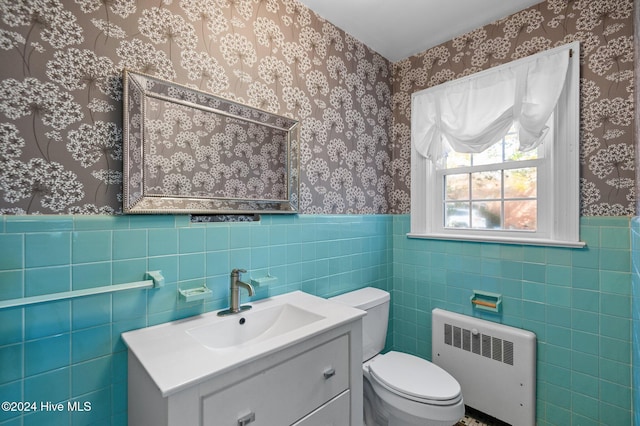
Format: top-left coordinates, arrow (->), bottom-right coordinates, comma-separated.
0,270 -> 165,310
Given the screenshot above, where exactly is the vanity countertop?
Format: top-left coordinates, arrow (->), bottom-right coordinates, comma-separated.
122,291 -> 365,396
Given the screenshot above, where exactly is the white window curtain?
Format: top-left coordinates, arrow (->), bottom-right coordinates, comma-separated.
412,46 -> 571,164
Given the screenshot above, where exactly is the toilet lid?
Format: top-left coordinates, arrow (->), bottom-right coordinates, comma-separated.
368,351 -> 461,402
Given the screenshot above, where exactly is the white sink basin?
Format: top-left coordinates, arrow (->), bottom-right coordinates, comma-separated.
186,303 -> 324,350
122,291 -> 365,396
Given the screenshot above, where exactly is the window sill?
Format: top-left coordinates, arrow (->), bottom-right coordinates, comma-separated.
406,232 -> 586,248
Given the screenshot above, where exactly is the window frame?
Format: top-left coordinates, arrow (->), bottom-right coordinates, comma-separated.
409,42 -> 584,248
438,122 -> 549,236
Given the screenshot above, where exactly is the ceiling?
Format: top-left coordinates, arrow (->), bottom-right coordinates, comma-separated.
297,0 -> 543,62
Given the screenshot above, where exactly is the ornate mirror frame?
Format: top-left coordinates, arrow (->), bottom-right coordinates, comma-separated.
122,70 -> 299,214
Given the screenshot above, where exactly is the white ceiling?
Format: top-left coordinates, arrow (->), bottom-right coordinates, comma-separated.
297,0 -> 543,62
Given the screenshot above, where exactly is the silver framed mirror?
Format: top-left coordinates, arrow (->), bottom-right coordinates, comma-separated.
122,70 -> 299,214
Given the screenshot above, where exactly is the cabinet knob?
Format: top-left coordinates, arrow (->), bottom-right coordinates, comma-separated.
323,368 -> 336,379
237,412 -> 255,426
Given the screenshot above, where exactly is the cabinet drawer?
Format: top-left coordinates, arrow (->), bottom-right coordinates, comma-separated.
202,335 -> 349,425
292,391 -> 350,426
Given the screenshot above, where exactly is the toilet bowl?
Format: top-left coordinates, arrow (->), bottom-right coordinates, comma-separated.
330,288 -> 464,426
364,352 -> 464,426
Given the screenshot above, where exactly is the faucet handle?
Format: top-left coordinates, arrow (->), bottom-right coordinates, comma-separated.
232,268 -> 247,274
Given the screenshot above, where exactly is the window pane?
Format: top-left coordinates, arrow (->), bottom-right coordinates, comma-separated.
446,151 -> 471,168
445,202 -> 470,228
471,171 -> 501,200
442,128 -> 541,233
473,142 -> 503,166
472,202 -> 501,229
505,144 -> 539,161
504,200 -> 537,230
504,126 -> 542,162
503,131 -> 520,161
504,168 -> 536,199
445,174 -> 469,201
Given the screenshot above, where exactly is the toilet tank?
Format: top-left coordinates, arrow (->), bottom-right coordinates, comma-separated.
330,287 -> 390,361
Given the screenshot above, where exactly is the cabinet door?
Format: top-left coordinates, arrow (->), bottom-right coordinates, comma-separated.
202,335 -> 349,425
292,391 -> 350,426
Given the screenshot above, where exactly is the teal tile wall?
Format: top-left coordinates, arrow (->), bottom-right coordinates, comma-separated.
0,214 -> 393,425
632,217 -> 640,426
392,215 -> 632,426
0,213 -> 634,426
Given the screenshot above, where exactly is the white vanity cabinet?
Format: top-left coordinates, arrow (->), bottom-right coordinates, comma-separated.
201,334 -> 349,425
124,292 -> 364,426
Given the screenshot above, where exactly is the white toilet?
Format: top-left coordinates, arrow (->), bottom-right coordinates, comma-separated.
330,287 -> 464,426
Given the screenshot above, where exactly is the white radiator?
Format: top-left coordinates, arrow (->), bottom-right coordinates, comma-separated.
432,309 -> 536,426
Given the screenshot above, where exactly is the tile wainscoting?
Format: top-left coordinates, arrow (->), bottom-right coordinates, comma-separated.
393,215 -> 632,426
0,214 -> 392,425
0,214 -> 633,425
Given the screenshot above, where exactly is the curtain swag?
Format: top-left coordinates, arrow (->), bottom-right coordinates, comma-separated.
412,46 -> 571,163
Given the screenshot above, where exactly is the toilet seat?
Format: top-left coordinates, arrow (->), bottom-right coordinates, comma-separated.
368,351 -> 462,406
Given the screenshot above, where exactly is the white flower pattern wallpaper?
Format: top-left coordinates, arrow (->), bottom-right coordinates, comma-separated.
0,0 -> 393,214
0,0 -> 635,216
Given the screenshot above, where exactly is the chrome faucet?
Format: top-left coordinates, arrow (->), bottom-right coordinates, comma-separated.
218,268 -> 254,316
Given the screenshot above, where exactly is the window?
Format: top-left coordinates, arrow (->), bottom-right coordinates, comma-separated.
443,123 -> 544,232
410,42 -> 583,247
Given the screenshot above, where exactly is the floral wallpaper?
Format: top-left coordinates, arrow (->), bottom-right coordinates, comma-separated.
391,0 -> 635,216
0,0 -> 635,216
0,0 -> 393,214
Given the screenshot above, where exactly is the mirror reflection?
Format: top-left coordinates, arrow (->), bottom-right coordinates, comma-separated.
123,70 -> 299,214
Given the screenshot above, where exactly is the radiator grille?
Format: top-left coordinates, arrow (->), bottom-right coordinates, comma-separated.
443,323 -> 514,366
434,309 -> 536,426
